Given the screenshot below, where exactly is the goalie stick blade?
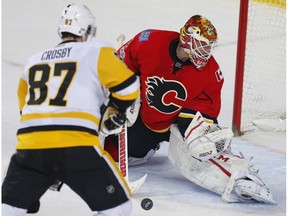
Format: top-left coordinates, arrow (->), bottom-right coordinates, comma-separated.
129,174 -> 147,194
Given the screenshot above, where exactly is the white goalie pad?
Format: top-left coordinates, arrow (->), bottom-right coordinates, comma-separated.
168,124 -> 276,204
169,124 -> 233,194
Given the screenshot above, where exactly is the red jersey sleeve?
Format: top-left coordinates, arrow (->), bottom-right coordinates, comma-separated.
177,60 -> 224,136
191,79 -> 223,118
117,33 -> 143,73
189,57 -> 223,118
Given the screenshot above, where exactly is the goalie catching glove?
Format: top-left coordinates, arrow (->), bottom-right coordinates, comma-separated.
184,111 -> 233,161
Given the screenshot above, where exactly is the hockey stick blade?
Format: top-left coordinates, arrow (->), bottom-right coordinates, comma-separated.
129,174 -> 147,194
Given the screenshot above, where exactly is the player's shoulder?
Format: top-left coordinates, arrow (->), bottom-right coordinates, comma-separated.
69,41 -> 116,56
136,29 -> 179,42
206,56 -> 224,83
209,56 -> 222,73
208,56 -> 219,67
72,40 -> 114,51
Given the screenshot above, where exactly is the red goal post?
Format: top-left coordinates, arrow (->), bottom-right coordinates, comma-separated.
232,0 -> 286,136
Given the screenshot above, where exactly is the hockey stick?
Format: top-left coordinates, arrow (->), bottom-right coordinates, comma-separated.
116,34 -> 126,47
116,34 -> 147,193
118,122 -> 147,193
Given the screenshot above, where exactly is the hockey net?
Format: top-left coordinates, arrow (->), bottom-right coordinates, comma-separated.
232,0 -> 286,135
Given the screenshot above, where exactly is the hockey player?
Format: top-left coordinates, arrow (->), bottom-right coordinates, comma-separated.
2,4 -> 140,216
104,15 -> 275,203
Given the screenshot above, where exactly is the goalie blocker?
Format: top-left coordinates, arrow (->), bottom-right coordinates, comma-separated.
168,112 -> 276,204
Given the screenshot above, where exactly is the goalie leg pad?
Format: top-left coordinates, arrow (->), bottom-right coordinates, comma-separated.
169,124 -> 233,194
169,124 -> 275,203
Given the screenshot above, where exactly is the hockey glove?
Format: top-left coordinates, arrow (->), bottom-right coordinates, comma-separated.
104,110 -> 126,130
187,126 -> 233,161
100,106 -> 126,137
184,111 -> 233,161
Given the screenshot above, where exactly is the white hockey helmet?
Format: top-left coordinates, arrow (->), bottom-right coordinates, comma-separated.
179,15 -> 218,70
58,4 -> 97,41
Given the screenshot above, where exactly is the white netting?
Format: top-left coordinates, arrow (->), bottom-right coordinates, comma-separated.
241,0 -> 286,133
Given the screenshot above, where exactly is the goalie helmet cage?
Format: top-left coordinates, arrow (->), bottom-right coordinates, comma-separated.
232,0 -> 286,136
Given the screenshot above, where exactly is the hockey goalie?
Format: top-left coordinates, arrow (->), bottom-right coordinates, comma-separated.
102,15 -> 276,204
168,111 -> 276,204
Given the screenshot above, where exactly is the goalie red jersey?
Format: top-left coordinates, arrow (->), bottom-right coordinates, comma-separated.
117,29 -> 224,132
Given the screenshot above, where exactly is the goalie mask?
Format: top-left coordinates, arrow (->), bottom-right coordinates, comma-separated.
180,15 -> 218,70
58,4 -> 97,41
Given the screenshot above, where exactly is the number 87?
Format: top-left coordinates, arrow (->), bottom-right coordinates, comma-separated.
27,62 -> 76,106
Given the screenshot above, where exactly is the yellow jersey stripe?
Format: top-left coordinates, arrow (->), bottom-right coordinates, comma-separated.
20,112 -> 100,125
111,89 -> 140,101
178,112 -> 214,124
93,146 -> 132,197
17,78 -> 28,112
17,130 -> 101,149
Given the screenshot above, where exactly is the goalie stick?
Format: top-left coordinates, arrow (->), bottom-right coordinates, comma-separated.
116,34 -> 147,193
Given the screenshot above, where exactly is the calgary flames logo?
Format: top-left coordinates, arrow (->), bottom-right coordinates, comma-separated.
145,76 -> 187,114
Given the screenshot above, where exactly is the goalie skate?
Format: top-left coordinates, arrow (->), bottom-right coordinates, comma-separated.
234,179 -> 276,204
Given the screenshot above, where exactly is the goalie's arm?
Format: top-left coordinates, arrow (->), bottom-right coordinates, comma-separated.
177,108 -> 218,137
178,77 -> 223,135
